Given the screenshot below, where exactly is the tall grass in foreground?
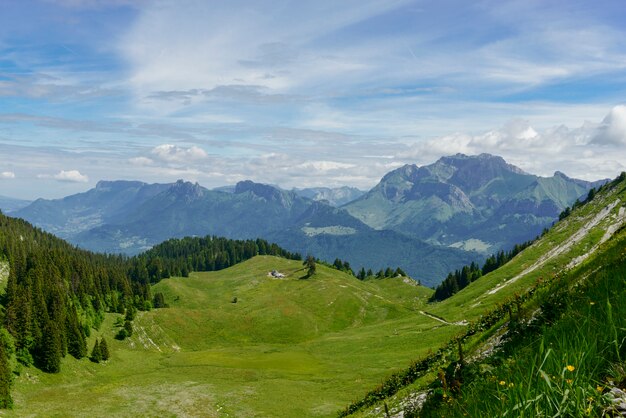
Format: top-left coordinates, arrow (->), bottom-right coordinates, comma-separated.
421,232 -> 626,417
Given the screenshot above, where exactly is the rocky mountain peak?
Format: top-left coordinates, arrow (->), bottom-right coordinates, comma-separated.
234,180 -> 293,207
95,180 -> 147,192
169,180 -> 204,201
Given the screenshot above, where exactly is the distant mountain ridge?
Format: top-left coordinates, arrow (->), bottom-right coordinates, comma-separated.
214,184 -> 364,207
13,180 -> 170,238
344,153 -> 605,252
293,186 -> 364,206
11,153 -> 604,286
0,195 -> 31,213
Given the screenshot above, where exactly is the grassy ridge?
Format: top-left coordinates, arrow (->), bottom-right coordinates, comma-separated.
423,225 -> 626,417
8,176 -> 624,417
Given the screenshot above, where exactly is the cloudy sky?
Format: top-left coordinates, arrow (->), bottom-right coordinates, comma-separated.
1,0 -> 626,199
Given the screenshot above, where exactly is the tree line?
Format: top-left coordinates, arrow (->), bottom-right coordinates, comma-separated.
430,240 -> 534,302
129,236 -> 302,284
309,257 -> 409,281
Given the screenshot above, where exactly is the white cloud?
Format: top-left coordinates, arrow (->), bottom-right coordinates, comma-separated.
398,105 -> 626,181
297,161 -> 356,172
0,171 -> 16,179
150,144 -> 208,163
120,0 -> 414,100
54,170 -> 89,183
38,170 -> 89,183
129,156 -> 154,166
592,105 -> 626,145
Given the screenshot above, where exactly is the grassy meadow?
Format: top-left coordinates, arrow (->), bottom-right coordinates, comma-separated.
9,256 -> 462,417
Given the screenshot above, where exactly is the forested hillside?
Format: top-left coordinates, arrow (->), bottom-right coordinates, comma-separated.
0,213 -> 305,407
0,212 -> 153,406
131,235 -> 302,283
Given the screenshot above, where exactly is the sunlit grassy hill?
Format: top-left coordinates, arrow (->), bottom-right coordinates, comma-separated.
10,256 -> 461,417
150,256 -> 429,348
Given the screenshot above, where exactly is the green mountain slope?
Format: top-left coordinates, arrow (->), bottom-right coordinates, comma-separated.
343,172 -> 626,417
5,173 -> 625,417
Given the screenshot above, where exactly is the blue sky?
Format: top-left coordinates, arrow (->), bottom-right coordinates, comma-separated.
1,0 -> 626,199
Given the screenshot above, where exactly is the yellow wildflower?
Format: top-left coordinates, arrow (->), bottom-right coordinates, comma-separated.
566,379 -> 573,384
597,385 -> 603,392
566,365 -> 575,372
499,380 -> 506,386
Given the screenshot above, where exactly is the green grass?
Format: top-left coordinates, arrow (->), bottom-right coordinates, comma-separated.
9,256 -> 455,417
423,227 -> 626,417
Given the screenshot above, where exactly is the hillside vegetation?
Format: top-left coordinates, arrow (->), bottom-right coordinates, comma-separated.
344,172 -> 626,417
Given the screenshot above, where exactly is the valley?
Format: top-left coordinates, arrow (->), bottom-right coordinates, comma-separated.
3,172 -> 624,417
9,257 -> 457,417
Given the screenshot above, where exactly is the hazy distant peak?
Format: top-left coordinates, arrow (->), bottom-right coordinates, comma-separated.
168,179 -> 205,200
293,186 -> 364,207
235,180 -> 286,201
553,171 -> 571,179
437,153 -> 526,174
95,180 -> 148,190
381,164 -> 419,182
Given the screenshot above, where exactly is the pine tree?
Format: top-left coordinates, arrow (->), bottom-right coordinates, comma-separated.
66,307 -> 87,359
100,338 -> 110,361
0,338 -> 13,409
39,321 -> 62,373
153,292 -> 167,308
123,320 -> 133,337
303,256 -> 316,277
90,338 -> 102,363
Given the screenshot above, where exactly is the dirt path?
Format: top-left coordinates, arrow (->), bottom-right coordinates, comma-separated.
487,199 -> 622,295
419,310 -> 467,326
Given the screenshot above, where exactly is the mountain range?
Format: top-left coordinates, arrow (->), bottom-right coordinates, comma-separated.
0,195 -> 31,213
344,154 -> 605,251
10,153 -> 603,286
